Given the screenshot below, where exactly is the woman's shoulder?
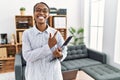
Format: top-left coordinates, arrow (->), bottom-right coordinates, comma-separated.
48,26 -> 58,32
23,27 -> 34,35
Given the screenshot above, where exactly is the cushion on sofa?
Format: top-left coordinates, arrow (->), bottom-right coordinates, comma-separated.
81,64 -> 120,80
61,58 -> 102,71
21,52 -> 26,66
64,45 -> 88,61
22,66 -> 26,80
18,50 -> 26,66
61,65 -> 68,71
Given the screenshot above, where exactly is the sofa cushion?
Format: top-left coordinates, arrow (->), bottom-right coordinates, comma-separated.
61,58 -> 102,71
22,66 -> 26,80
81,64 -> 120,80
19,50 -> 26,66
64,45 -> 88,61
61,65 -> 68,71
18,50 -> 26,66
21,55 -> 26,66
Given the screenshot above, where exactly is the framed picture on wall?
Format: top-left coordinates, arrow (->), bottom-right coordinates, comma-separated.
53,16 -> 66,28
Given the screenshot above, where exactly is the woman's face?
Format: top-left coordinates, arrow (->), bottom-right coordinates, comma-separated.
34,3 -> 49,24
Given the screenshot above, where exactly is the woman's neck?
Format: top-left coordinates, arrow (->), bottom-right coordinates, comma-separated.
36,23 -> 47,32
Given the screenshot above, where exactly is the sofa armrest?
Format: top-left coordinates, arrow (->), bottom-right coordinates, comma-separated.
14,54 -> 22,80
87,48 -> 106,64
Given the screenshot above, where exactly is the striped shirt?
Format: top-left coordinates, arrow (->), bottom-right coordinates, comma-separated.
22,26 -> 67,80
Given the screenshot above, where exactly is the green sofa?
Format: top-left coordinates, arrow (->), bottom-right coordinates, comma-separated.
15,44 -> 120,80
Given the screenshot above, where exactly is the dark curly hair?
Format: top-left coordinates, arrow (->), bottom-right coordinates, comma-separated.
33,2 -> 50,13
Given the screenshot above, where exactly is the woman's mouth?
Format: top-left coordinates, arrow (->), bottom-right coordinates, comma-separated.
38,16 -> 44,20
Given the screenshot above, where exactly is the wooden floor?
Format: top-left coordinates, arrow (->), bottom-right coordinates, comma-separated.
0,71 -> 15,80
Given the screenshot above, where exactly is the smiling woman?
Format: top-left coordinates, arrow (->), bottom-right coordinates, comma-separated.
22,2 -> 67,80
33,2 -> 50,30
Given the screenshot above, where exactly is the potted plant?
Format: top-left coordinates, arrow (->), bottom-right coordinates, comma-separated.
20,7 -> 26,16
68,27 -> 84,45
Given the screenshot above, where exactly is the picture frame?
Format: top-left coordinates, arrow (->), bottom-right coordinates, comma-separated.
53,16 -> 66,28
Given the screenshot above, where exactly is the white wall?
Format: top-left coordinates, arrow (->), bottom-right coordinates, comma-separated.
103,0 -> 120,69
1,0 -> 120,69
0,0 -> 83,43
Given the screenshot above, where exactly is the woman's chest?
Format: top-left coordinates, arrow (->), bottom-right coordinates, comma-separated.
29,33 -> 49,49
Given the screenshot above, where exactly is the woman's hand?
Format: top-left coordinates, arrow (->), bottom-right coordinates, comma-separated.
48,31 -> 57,48
53,47 -> 63,58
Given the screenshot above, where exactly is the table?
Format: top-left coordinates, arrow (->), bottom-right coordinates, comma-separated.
62,70 -> 94,80
75,71 -> 94,80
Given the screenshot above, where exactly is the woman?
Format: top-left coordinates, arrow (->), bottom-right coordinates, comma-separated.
22,2 -> 67,80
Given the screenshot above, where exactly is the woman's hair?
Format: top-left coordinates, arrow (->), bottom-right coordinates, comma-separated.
33,2 -> 50,13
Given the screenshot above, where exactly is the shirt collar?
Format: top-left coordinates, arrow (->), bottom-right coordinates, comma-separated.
33,25 -> 51,35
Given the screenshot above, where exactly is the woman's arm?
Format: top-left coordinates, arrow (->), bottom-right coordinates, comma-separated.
22,30 -> 52,63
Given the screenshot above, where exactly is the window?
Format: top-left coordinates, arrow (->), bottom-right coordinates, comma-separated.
84,0 -> 105,51
114,0 -> 120,64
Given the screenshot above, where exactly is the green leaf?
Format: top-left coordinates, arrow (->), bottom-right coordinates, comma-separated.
20,7 -> 26,11
75,38 -> 78,42
68,28 -> 74,34
68,27 -> 84,45
70,27 -> 76,33
77,28 -> 84,34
